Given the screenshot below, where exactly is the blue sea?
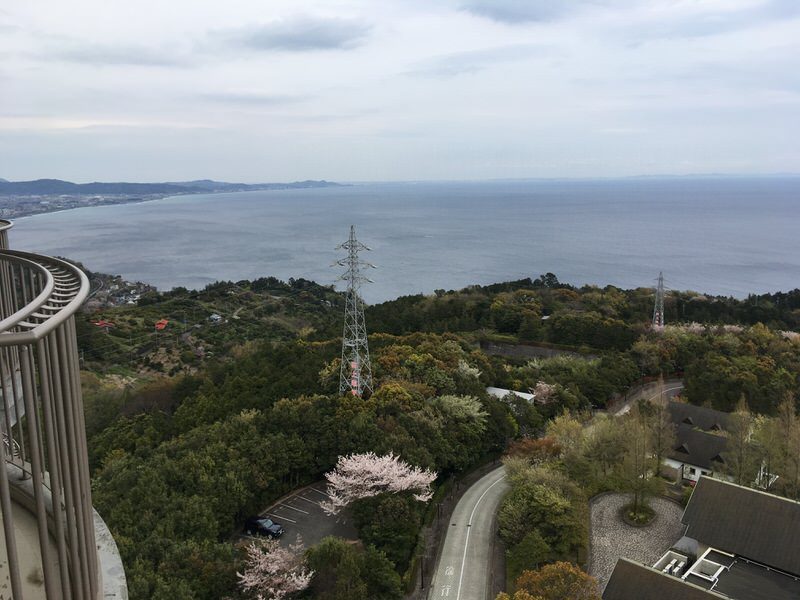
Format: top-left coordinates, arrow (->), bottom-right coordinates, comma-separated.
9,178 -> 800,303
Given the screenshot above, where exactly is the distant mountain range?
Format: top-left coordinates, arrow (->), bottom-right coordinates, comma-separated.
0,178 -> 342,196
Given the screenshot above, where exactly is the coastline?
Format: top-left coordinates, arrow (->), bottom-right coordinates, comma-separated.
12,193 -> 189,221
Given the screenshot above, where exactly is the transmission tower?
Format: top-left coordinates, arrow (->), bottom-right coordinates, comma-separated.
652,271 -> 665,330
336,225 -> 375,397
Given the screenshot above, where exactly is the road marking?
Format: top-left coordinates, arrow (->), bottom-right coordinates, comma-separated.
269,513 -> 296,523
455,473 -> 506,600
308,487 -> 330,498
645,385 -> 683,403
445,566 -> 454,577
295,495 -> 321,505
281,504 -> 309,514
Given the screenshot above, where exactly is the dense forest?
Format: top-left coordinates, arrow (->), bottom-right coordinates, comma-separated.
77,272 -> 800,598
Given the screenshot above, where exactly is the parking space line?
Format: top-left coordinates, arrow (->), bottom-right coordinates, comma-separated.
308,488 -> 330,498
295,495 -> 320,505
281,504 -> 309,514
269,513 -> 296,523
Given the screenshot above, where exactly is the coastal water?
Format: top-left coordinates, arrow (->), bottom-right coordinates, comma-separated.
9,178 -> 800,303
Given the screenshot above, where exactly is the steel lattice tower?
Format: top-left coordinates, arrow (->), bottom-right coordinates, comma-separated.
653,271 -> 665,330
336,225 -> 374,397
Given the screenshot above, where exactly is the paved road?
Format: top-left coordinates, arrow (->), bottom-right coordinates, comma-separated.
428,466 -> 508,600
613,379 -> 684,416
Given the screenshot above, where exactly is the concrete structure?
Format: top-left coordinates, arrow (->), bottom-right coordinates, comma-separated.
0,219 -> 127,599
485,386 -> 534,403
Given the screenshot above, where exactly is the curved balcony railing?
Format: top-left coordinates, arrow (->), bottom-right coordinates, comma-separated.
0,219 -> 11,249
0,232 -> 103,599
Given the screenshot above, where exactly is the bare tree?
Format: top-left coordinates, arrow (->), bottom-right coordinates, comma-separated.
724,396 -> 756,486
775,395 -> 800,499
621,405 -> 659,517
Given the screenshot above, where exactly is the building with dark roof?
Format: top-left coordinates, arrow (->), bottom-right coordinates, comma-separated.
664,402 -> 730,482
603,477 -> 800,600
604,558 -> 726,600
682,477 -> 800,576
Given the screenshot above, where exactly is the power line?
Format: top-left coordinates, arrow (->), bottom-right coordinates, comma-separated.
335,225 -> 374,397
653,271 -> 665,330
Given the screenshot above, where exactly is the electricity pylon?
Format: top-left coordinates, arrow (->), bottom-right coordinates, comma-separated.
336,225 -> 374,397
653,271 -> 665,330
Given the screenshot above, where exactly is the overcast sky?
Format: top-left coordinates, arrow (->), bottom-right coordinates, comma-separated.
1,0 -> 798,182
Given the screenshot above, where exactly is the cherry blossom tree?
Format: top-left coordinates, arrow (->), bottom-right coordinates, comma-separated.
321,452 -> 437,515
237,536 -> 313,600
532,381 -> 556,405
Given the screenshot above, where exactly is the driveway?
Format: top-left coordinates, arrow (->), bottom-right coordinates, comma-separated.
588,493 -> 686,590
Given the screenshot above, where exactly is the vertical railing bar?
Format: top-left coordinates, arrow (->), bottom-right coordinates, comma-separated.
19,345 -> 59,599
38,337 -> 73,600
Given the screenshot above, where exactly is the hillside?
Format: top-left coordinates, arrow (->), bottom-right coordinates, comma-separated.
0,178 -> 342,196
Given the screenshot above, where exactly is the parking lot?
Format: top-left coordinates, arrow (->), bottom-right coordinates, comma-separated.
246,483 -> 358,548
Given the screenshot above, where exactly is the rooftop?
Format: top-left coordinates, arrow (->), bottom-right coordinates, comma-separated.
683,552 -> 800,600
668,402 -> 731,433
603,558 -> 725,600
669,427 -> 727,470
683,477 -> 800,575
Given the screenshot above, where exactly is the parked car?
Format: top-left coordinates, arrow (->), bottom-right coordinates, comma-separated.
244,516 -> 284,538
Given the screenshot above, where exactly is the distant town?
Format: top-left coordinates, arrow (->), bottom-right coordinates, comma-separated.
0,177 -> 342,218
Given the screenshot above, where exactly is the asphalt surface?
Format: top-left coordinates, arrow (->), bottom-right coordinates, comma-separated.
428,466 -> 508,600
244,483 -> 357,548
613,379 -> 684,416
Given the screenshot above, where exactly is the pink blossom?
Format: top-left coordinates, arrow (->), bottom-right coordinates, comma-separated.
321,452 -> 437,514
237,537 -> 313,600
532,380 -> 556,404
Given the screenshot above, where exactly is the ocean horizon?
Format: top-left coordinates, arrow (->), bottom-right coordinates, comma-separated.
9,177 -> 800,303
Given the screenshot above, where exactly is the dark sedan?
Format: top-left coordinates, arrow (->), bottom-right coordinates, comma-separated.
244,516 -> 284,538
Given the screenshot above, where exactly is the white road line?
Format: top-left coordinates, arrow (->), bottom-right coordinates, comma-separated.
295,495 -> 320,505
646,385 -> 683,403
455,473 -> 506,600
308,487 -> 330,498
281,504 -> 309,514
269,513 -> 296,524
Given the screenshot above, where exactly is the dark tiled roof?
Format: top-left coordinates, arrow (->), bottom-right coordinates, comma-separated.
668,427 -> 728,470
666,401 -> 730,470
668,402 -> 731,432
682,477 -> 800,575
603,558 -> 725,600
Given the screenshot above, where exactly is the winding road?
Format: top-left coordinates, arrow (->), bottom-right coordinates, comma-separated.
428,466 -> 508,600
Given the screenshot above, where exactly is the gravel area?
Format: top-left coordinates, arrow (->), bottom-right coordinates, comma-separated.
589,493 -> 686,590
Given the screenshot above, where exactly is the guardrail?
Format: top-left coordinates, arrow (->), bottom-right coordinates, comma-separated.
0,241 -> 99,599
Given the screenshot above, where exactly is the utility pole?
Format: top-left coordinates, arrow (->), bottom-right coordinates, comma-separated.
335,225 -> 374,397
653,271 -> 665,330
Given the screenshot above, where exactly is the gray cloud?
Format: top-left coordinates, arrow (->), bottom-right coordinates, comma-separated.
408,44 -> 553,77
220,16 -> 371,52
460,0 -> 592,23
462,0 -> 800,27
624,0 -> 800,42
46,41 -> 193,67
